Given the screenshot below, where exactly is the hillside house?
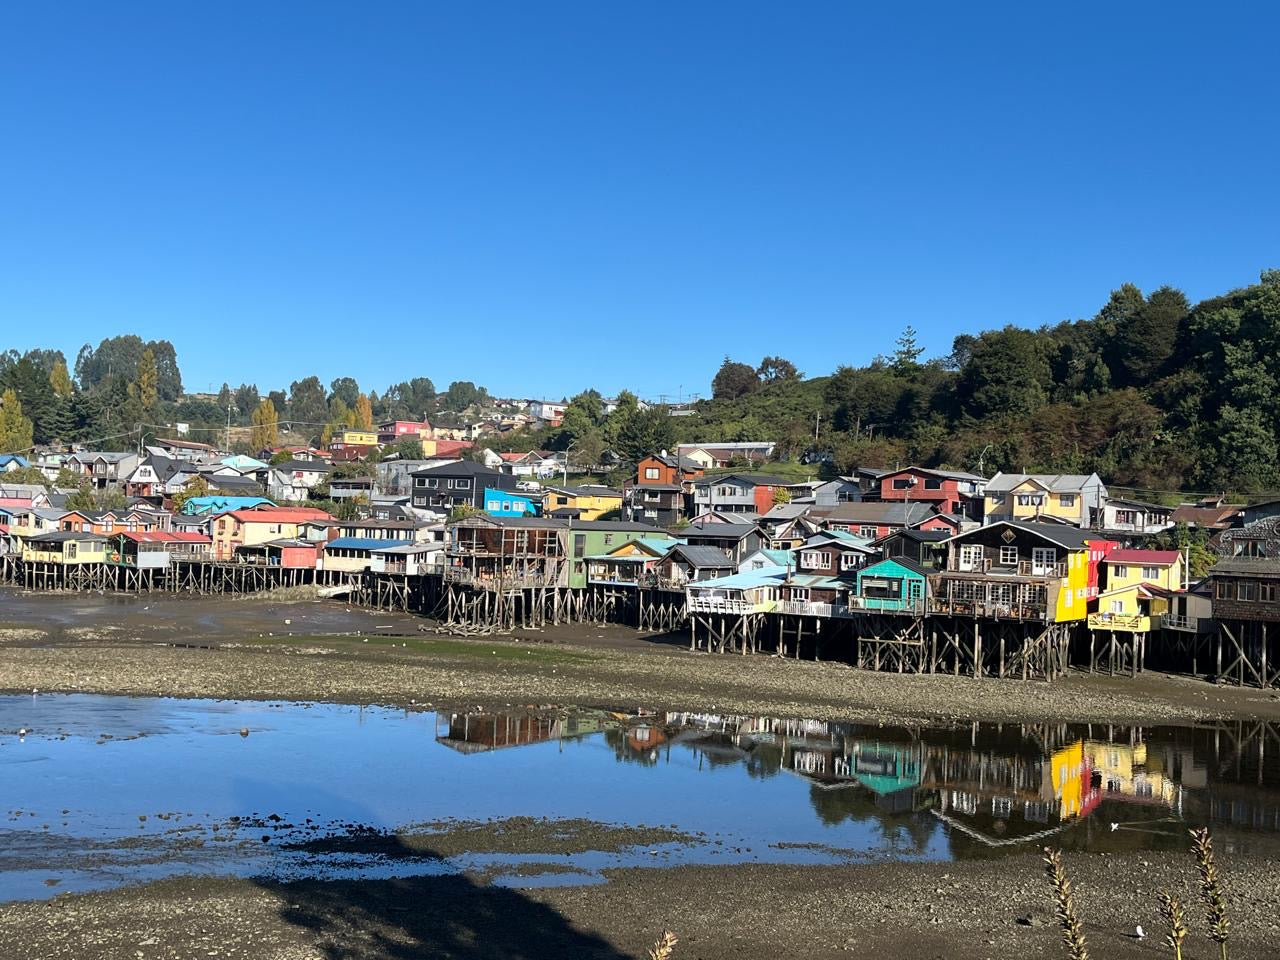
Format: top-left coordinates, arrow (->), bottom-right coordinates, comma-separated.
1101,498 -> 1175,536
411,462 -> 517,512
266,460 -> 332,502
1088,549 -> 1185,634
677,442 -> 775,469
983,473 -> 1107,528
691,473 -> 792,516
635,453 -> 704,487
876,466 -> 986,518
679,522 -> 763,565
210,506 -> 335,561
624,484 -> 686,526
655,544 -> 735,586
543,485 -> 623,521
64,452 -> 139,490
483,487 -> 541,518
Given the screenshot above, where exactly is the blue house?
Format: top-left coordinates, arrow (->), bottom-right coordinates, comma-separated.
0,455 -> 31,472
854,557 -> 931,613
483,487 -> 540,518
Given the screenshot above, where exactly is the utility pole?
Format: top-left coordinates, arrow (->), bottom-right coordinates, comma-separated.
225,402 -> 232,453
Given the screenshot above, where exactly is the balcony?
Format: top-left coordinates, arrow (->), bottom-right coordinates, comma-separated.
1088,613 -> 1151,632
945,557 -> 1066,579
1160,613 -> 1201,632
687,596 -> 774,614
443,567 -> 555,590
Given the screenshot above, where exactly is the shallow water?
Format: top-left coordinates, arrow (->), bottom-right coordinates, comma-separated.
2,694 -> 1278,902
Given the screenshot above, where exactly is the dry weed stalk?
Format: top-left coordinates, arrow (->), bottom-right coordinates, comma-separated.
1043,847 -> 1090,960
647,930 -> 679,960
1190,827 -> 1230,960
1158,891 -> 1189,960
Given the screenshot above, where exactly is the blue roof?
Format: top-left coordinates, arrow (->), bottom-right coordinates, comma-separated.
183,495 -> 275,515
0,455 -> 31,468
690,568 -> 789,591
327,537 -> 414,551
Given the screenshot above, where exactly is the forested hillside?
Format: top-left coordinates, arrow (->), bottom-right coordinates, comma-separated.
1,271 -> 1277,500
683,270 -> 1280,498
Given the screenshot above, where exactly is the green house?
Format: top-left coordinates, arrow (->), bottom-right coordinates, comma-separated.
854,557 -> 930,613
565,520 -> 675,589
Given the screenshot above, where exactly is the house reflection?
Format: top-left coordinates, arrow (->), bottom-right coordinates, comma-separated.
434,706 -> 1280,853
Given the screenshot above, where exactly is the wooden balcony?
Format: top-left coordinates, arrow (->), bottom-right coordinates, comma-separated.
687,596 -> 774,615
1160,613 -> 1201,632
944,557 -> 1066,579
1088,612 -> 1151,632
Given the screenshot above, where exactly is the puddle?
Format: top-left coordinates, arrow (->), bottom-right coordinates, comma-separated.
2,694 -> 1278,901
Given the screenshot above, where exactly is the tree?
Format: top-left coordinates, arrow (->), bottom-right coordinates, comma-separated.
217,382 -> 234,411
288,376 -> 328,429
757,356 -> 801,383
393,437 -> 424,460
712,357 -> 760,399
0,389 -> 34,452
354,393 -> 374,430
891,326 -> 925,376
49,358 -> 74,399
234,383 -> 260,419
135,348 -> 159,412
1117,286 -> 1189,385
328,377 -> 360,410
604,390 -> 640,446
442,380 -> 485,412
955,326 -> 1052,420
616,406 -> 676,462
250,399 -> 279,450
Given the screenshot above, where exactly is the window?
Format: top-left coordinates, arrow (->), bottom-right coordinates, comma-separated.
604,534 -> 614,546
999,545 -> 1018,565
892,478 -> 912,490
992,797 -> 1012,817
789,587 -> 809,601
1059,494 -> 1076,507
800,550 -> 829,569
1017,494 -> 1045,507
501,501 -> 512,512
989,492 -> 1005,504
1032,547 -> 1056,575
924,478 -> 943,490
840,553 -> 860,571
644,467 -> 660,480
644,509 -> 656,519
1112,564 -> 1128,577
1142,566 -> 1160,580
1109,599 -> 1124,613
1215,579 -> 1236,600
487,500 -> 500,511
573,534 -> 586,559
1116,510 -> 1137,525
858,525 -> 877,539
1239,581 -> 1258,601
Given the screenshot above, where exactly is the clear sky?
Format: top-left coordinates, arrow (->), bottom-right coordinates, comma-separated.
3,2 -> 1278,402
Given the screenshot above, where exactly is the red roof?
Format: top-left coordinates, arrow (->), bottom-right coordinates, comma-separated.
433,440 -> 475,456
498,452 -> 526,462
1106,549 -> 1180,565
226,508 -> 334,524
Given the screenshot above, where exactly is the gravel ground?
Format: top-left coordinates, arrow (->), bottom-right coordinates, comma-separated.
2,845 -> 1277,960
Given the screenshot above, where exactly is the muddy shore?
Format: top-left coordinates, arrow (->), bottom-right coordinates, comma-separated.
2,841 -> 1278,959
1,590 -> 1277,726
4,590 -> 1280,959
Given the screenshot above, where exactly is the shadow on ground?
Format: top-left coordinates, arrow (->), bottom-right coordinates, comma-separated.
259,835 -> 633,960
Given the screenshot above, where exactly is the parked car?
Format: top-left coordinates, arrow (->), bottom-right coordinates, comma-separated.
516,480 -> 542,492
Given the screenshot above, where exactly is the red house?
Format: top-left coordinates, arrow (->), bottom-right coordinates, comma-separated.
377,420 -> 431,444
876,467 -> 986,517
635,453 -> 705,487
817,502 -> 961,541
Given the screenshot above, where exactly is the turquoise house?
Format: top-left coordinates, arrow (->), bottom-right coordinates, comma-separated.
483,487 -> 541,518
854,557 -> 930,612
181,495 -> 275,516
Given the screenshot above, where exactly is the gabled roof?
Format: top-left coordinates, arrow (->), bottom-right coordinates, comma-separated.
225,507 -> 334,524
1105,549 -> 1181,566
802,530 -> 875,552
663,544 -> 735,568
949,520 -> 1098,551
410,460 -> 499,477
1170,505 -> 1241,528
686,568 -> 787,590
28,530 -> 107,543
816,502 -> 947,527
878,465 -> 985,483
681,522 -> 758,541
984,472 -> 1100,493
271,459 -> 333,473
545,485 -> 623,498
860,556 -> 933,578
569,520 -> 667,532
693,473 -> 791,488
117,531 -> 211,544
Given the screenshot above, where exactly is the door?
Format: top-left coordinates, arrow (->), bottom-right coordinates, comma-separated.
1032,547 -> 1056,576
959,544 -> 983,571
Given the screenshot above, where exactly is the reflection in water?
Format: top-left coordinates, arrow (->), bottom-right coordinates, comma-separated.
439,707 -> 1280,856
5,694 -> 1280,902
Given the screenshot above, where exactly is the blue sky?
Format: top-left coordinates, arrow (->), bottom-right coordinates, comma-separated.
2,2 -> 1277,402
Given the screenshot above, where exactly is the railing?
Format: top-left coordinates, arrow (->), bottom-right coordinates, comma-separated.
587,573 -> 642,586
379,561 -> 409,575
928,599 -> 1048,621
1160,613 -> 1200,631
945,557 -> 1066,578
443,567 -> 555,590
1087,613 -> 1149,631
687,597 -> 773,614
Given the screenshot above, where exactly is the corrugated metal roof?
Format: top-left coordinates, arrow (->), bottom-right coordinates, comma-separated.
325,537 -> 414,551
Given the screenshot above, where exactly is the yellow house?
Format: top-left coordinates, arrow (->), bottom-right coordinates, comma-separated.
543,485 -> 624,521
22,531 -> 108,564
1088,550 -> 1184,632
1047,740 -> 1089,820
983,473 -> 1106,527
1083,740 -> 1179,807
334,429 -> 379,447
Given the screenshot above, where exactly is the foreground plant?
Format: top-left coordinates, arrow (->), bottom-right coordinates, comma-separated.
1043,847 -> 1089,960
1158,891 -> 1188,960
1190,827 -> 1230,959
647,930 -> 679,960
